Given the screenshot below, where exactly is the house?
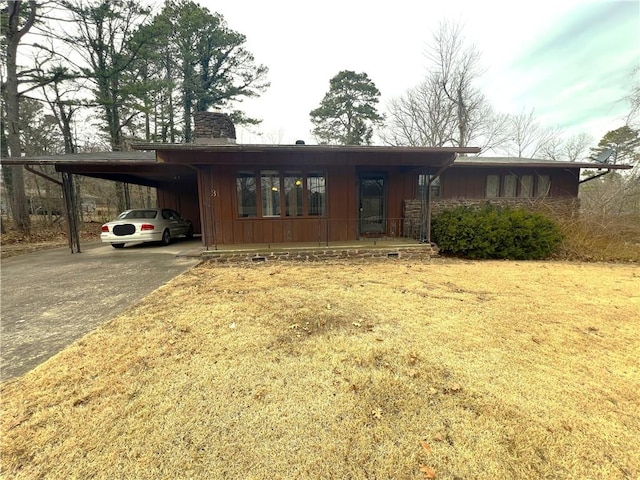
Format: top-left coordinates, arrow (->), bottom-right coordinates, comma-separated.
1,112 -> 630,252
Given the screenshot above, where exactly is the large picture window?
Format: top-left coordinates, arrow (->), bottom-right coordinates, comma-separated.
236,170 -> 326,218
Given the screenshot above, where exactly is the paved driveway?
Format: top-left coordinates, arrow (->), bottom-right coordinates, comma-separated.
1,240 -> 201,381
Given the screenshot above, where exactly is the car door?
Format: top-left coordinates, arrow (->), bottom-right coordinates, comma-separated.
162,209 -> 181,236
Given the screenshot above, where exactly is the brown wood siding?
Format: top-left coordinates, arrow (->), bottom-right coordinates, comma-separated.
327,165 -> 356,242
156,177 -> 201,233
441,167 -> 581,199
197,163 -> 422,245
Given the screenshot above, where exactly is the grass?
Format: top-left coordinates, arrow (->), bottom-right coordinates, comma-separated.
1,260 -> 640,479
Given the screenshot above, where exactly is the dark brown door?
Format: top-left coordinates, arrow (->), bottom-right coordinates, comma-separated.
359,175 -> 385,235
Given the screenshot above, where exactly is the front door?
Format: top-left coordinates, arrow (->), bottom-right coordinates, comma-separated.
359,175 -> 385,235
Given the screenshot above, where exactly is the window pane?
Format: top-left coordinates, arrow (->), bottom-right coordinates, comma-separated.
417,174 -> 427,199
536,175 -> 551,197
417,175 -> 440,199
307,173 -> 326,216
236,171 -> 256,217
520,175 -> 534,198
503,175 -> 517,197
486,175 -> 500,198
284,173 -> 303,216
430,176 -> 441,199
261,170 -> 280,217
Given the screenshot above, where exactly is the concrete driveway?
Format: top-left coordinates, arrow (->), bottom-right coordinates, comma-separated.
1,239 -> 201,381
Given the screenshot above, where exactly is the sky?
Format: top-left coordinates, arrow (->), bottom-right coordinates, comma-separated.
202,0 -> 639,146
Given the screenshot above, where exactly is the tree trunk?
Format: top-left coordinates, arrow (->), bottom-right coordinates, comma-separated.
3,0 -> 37,234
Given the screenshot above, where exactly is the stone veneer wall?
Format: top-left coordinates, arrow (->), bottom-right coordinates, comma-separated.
403,197 -> 580,239
202,245 -> 436,263
193,112 -> 236,143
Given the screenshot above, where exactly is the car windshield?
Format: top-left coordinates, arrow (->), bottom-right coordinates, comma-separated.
117,210 -> 158,220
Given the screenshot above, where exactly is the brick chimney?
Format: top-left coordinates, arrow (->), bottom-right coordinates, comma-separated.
193,112 -> 236,144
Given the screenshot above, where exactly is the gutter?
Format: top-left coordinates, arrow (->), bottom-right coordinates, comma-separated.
578,169 -> 613,184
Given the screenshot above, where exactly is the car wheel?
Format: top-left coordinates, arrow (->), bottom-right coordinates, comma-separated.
111,243 -> 125,249
186,225 -> 194,239
161,229 -> 171,245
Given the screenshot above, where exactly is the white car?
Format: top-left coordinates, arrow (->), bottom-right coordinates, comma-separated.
101,208 -> 193,248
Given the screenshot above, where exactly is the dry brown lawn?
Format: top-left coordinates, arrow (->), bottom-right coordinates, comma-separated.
2,259 -> 639,479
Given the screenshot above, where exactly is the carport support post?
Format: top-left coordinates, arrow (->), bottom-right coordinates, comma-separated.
61,172 -> 81,253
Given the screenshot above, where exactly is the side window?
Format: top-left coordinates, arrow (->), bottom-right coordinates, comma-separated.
520,175 -> 534,198
485,175 -> 500,198
536,175 -> 551,197
162,209 -> 172,220
503,175 -> 517,197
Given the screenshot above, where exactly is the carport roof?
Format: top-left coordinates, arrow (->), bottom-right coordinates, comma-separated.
0,151 -> 194,187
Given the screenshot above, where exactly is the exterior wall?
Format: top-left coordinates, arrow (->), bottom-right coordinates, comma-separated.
197,164 -> 417,246
194,161 -> 583,246
402,167 -> 582,238
440,167 -> 580,199
156,177 -> 201,233
403,197 -> 579,239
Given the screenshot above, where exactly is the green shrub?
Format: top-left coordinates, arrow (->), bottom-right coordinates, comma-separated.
432,205 -> 563,260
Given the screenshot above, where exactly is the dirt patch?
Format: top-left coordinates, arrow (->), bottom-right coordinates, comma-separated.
2,260 -> 639,479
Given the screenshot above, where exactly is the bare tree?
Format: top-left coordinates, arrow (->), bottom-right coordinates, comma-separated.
2,0 -> 37,233
540,132 -> 593,162
382,73 -> 456,147
426,19 -> 483,147
502,109 -> 561,158
626,66 -> 639,128
564,133 -> 593,162
383,20 -> 510,153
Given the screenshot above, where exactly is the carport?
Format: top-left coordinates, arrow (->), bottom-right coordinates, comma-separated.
1,151 -> 200,253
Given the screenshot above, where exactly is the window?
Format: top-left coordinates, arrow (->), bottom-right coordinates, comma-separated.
261,170 -> 281,217
503,175 -> 517,197
486,175 -> 500,198
484,174 -> 552,199
307,173 -> 326,216
284,173 -> 303,216
417,175 -> 441,199
520,175 -> 534,198
236,170 -> 326,218
236,171 -> 257,217
536,175 -> 551,197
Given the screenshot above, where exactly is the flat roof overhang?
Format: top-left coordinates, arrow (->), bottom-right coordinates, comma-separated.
451,157 -> 633,170
131,143 -> 482,169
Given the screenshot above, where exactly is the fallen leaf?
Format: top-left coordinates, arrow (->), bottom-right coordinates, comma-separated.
420,440 -> 432,453
419,465 -> 437,479
352,322 -> 361,327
